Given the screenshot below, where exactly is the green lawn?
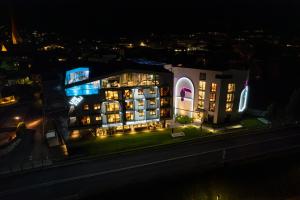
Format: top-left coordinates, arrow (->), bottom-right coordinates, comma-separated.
241,118 -> 268,129
69,118 -> 268,157
69,126 -> 211,156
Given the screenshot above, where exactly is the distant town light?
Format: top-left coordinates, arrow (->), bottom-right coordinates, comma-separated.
140,41 -> 147,47
1,44 -> 7,52
14,116 -> 20,120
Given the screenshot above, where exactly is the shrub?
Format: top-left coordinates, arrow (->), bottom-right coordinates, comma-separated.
175,115 -> 193,124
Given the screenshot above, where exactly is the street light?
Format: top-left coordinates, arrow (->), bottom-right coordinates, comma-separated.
14,116 -> 21,120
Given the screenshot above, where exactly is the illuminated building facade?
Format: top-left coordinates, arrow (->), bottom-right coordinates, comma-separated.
165,65 -> 249,124
65,63 -> 173,138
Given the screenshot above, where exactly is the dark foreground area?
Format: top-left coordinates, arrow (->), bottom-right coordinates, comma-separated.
91,151 -> 300,200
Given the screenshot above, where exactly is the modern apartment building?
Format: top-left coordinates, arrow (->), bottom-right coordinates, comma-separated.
64,62 -> 173,138
164,64 -> 249,124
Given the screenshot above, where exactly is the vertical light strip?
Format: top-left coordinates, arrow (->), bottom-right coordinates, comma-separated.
238,85 -> 249,112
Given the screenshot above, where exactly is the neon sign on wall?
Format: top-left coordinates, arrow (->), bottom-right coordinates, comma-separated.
175,77 -> 194,118
69,96 -> 83,106
238,82 -> 249,112
180,88 -> 192,101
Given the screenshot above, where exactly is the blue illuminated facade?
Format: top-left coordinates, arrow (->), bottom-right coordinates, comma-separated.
65,81 -> 100,96
65,66 -> 173,139
65,67 -> 90,85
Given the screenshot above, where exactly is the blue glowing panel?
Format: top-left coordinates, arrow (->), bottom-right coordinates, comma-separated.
65,67 -> 89,85
65,81 -> 100,96
238,86 -> 249,112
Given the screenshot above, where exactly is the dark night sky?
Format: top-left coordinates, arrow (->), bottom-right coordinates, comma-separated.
1,0 -> 300,36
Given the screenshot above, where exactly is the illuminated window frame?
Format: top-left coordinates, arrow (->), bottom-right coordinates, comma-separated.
174,77 -> 194,118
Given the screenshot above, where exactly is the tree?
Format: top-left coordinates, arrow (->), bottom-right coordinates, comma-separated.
286,88 -> 300,122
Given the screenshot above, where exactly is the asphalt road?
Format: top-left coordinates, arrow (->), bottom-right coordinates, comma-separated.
1,126 -> 300,200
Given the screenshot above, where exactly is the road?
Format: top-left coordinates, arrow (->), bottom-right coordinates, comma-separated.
0,126 -> 300,200
0,102 -> 49,172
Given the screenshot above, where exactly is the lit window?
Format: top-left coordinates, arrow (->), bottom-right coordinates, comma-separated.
211,83 -> 217,92
199,81 -> 206,91
106,102 -> 120,112
83,104 -> 89,110
226,93 -> 234,102
124,90 -> 133,99
199,91 -> 205,100
209,102 -> 216,112
209,93 -> 216,101
138,99 -> 144,106
160,98 -> 169,106
95,115 -> 101,121
198,100 -> 204,109
227,83 -> 235,93
160,87 -> 170,96
160,108 -> 170,117
94,104 -> 101,110
149,110 -> 156,116
126,101 -> 133,109
105,91 -> 118,100
138,89 -> 144,95
81,116 -> 90,125
226,103 -> 233,112
108,114 -> 120,123
126,112 -> 134,121
149,87 -> 156,94
138,110 -> 144,117
149,99 -> 156,105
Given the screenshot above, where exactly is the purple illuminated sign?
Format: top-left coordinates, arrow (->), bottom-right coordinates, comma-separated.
180,87 -> 192,101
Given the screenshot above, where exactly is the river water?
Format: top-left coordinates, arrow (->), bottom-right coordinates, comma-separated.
92,153 -> 300,200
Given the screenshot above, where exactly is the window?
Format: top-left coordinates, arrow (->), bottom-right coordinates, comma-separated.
160,87 -> 170,96
83,104 -> 89,110
227,83 -> 235,93
211,83 -> 217,92
226,103 -> 233,112
160,108 -> 170,117
149,87 -> 156,94
107,114 -> 120,123
126,112 -> 134,121
138,89 -> 144,95
95,115 -> 101,121
148,98 -> 156,105
226,93 -> 234,102
124,89 -> 133,99
125,101 -> 133,109
94,104 -> 101,110
226,83 -> 235,112
105,91 -> 118,100
160,98 -> 169,106
81,116 -> 90,125
209,93 -> 216,101
106,102 -> 120,112
209,102 -> 216,112
198,100 -> 204,109
199,73 -> 206,80
199,81 -> 206,91
149,110 -> 156,116
199,91 -> 205,100
138,110 -> 144,117
137,99 -> 144,107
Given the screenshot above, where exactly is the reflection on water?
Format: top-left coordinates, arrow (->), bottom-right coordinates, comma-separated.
96,154 -> 300,200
